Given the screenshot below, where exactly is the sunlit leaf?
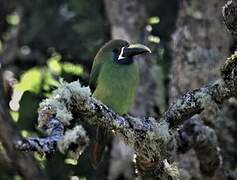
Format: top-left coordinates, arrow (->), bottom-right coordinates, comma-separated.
62,62 -> 83,76
34,152 -> 46,169
148,16 -> 160,25
148,35 -> 160,44
43,70 -> 59,91
0,142 -> 4,151
47,52 -> 62,74
15,68 -> 42,93
21,130 -> 30,138
6,13 -> 21,25
10,111 -> 19,122
65,158 -> 78,165
14,175 -> 22,180
79,177 -> 87,180
34,152 -> 46,162
0,40 -> 2,52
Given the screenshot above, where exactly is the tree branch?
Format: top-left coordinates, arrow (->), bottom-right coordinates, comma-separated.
16,117 -> 64,155
223,0 -> 237,36
176,118 -> 221,177
17,51 -> 237,178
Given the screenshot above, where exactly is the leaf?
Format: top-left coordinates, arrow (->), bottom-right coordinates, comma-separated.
62,62 -> 83,76
148,16 -> 160,24
43,70 -> 59,91
47,52 -> 62,74
6,13 -> 21,25
15,68 -> 42,93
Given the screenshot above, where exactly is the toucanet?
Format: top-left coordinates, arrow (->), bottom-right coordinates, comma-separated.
89,39 -> 151,167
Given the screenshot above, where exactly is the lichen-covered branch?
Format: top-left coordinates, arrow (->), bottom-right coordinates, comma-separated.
16,117 -> 64,155
164,79 -> 230,128
17,51 -> 237,178
223,0 -> 237,35
176,118 -> 221,177
165,51 -> 237,129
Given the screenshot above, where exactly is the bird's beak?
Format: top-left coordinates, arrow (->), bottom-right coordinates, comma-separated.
121,44 -> 151,59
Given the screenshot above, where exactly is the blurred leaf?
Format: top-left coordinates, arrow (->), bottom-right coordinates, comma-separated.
148,35 -> 160,44
34,152 -> 46,162
0,40 -> 2,52
43,70 -> 59,91
65,158 -> 78,166
20,130 -> 30,138
148,16 -> 160,24
14,175 -> 22,180
0,142 -> 4,151
15,68 -> 42,93
10,111 -> 19,122
47,52 -> 62,74
62,62 -> 83,76
34,152 -> 46,169
78,177 -> 86,180
6,13 -> 21,25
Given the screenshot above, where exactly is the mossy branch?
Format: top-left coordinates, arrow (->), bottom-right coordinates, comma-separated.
16,50 -> 237,178
176,118 -> 221,177
223,0 -> 237,35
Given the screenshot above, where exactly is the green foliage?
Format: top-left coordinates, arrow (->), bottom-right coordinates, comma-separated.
10,111 -> 19,122
15,68 -> 43,93
62,62 -> 83,76
65,158 -> 78,166
47,52 -> 62,75
13,175 -> 22,180
148,16 -> 160,25
6,13 -> 21,26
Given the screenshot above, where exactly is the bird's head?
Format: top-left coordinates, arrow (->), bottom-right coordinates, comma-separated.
96,39 -> 151,65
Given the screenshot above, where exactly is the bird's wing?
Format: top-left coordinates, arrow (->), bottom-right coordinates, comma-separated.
89,53 -> 105,92
89,53 -> 109,168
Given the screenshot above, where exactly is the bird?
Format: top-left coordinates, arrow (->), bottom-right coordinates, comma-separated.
89,39 -> 151,168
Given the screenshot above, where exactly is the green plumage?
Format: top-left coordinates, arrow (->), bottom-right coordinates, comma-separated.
91,53 -> 139,114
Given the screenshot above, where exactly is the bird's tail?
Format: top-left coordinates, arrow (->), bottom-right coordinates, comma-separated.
89,126 -> 108,169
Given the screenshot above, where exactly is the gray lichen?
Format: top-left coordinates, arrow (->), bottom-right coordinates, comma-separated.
38,80 -> 91,127
57,125 -> 89,160
163,159 -> 180,179
223,0 -> 237,35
